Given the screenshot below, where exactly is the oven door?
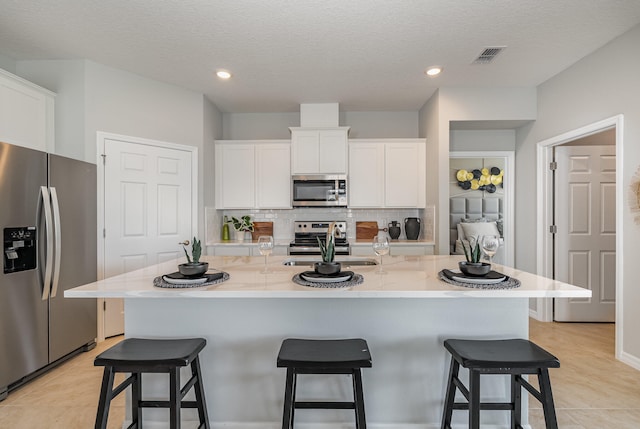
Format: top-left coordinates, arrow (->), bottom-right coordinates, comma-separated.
291,175 -> 347,207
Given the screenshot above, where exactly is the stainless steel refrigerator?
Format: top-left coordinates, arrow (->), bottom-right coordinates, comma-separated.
0,141 -> 97,399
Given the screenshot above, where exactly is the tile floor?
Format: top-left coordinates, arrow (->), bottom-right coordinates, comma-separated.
0,321 -> 639,428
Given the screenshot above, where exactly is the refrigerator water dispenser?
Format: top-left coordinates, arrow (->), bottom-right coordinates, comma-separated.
3,227 -> 37,274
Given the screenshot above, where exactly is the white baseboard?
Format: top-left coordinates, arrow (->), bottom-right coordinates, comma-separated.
619,350 -> 640,371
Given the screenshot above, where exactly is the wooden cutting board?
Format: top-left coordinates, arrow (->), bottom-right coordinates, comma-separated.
356,221 -> 380,240
251,222 -> 274,241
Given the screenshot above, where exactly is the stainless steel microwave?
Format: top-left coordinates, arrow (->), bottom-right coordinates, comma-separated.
291,175 -> 347,207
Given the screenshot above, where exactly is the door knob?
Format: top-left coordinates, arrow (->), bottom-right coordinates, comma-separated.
179,240 -> 190,246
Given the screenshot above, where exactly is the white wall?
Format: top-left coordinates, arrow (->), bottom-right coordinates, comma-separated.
16,60 -> 86,161
517,24 -> 640,364
450,129 -> 516,152
420,87 -> 537,254
14,59 -> 223,239
222,110 -> 420,140
0,53 -> 16,74
343,111 -> 419,138
222,112 -> 299,139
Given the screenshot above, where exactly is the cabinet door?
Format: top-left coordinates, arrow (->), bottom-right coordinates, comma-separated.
256,143 -> 291,208
215,144 -> 255,208
348,142 -> 384,207
291,129 -> 319,174
384,142 -> 426,207
0,71 -> 54,152
318,129 -> 347,173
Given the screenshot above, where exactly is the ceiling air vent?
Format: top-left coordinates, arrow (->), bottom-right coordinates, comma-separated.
472,47 -> 506,64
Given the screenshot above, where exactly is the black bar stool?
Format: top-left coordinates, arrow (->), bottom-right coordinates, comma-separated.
441,338 -> 560,429
277,338 -> 372,429
94,337 -> 210,429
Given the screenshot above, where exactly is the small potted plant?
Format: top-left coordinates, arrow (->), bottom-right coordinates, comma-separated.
227,215 -> 254,242
459,237 -> 490,277
179,237 -> 209,277
314,222 -> 341,275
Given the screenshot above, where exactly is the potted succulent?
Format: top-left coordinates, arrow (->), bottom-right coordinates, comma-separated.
314,221 -> 342,275
459,237 -> 490,277
179,237 -> 209,277
227,215 -> 254,242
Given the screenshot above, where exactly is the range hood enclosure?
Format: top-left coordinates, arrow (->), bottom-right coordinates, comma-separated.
300,103 -> 339,127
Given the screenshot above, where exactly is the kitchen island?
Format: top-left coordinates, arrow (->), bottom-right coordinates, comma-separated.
66,255 -> 589,429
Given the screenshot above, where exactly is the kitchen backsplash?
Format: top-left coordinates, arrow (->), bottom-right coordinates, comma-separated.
205,206 -> 435,244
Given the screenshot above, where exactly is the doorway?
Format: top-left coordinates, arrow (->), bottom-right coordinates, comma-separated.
449,151 -> 515,267
96,132 -> 198,340
535,115 -> 623,356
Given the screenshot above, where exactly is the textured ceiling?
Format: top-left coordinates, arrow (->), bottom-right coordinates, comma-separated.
1,0 -> 639,113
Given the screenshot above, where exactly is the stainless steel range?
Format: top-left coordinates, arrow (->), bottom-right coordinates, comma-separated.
288,221 -> 350,256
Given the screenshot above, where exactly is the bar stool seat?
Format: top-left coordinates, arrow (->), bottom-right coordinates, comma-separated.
441,338 -> 560,429
277,338 -> 372,429
94,337 -> 210,429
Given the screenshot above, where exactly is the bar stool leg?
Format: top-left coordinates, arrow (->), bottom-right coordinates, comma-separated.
169,368 -> 181,429
538,369 -> 559,429
95,367 -> 115,429
131,372 -> 141,429
468,369 -> 481,429
511,374 -> 522,428
191,357 -> 210,429
352,369 -> 367,429
441,357 -> 459,429
281,368 -> 295,429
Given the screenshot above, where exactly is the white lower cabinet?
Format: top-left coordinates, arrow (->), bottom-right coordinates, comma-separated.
0,69 -> 55,152
349,139 -> 426,208
215,140 -> 291,209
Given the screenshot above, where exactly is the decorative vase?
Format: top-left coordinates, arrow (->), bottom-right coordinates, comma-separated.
314,261 -> 341,275
404,217 -> 421,240
178,262 -> 209,278
388,221 -> 401,239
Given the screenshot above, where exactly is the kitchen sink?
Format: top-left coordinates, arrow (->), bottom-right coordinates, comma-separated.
282,258 -> 377,266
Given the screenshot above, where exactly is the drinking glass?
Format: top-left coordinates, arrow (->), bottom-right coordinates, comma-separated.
481,235 -> 500,264
372,234 -> 390,274
258,236 -> 274,273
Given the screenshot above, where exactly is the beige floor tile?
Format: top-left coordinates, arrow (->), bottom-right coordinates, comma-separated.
1,321 -> 640,427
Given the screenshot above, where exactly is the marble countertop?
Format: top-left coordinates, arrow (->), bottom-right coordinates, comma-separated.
65,255 -> 591,299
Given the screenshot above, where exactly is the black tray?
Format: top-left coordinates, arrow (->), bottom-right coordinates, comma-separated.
299,270 -> 354,283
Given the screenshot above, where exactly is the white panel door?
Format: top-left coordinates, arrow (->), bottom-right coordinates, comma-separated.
554,145 -> 616,322
103,138 -> 194,336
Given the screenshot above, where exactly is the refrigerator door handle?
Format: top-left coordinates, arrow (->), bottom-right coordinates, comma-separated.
50,187 -> 62,298
40,186 -> 54,300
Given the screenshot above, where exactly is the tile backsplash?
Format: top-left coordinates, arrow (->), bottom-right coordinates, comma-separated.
206,206 -> 435,244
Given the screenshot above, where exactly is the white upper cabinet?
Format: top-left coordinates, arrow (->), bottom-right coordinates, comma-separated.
0,69 -> 55,152
290,127 -> 349,174
349,139 -> 426,208
256,143 -> 291,208
348,142 -> 384,207
215,141 -> 291,209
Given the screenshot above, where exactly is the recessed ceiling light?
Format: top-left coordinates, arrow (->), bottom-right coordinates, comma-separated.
216,70 -> 232,79
425,67 -> 442,77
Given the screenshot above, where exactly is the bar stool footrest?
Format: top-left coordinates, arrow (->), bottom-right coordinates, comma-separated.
295,401 -> 356,409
